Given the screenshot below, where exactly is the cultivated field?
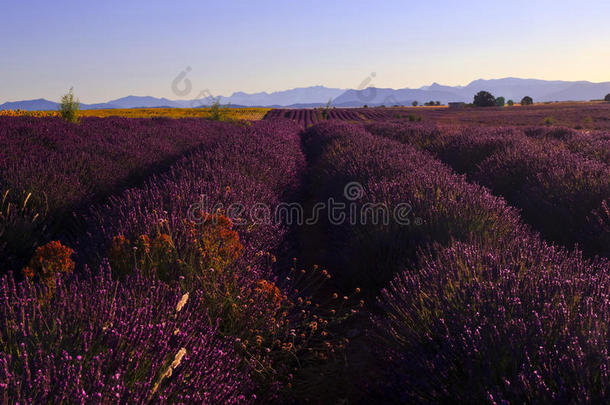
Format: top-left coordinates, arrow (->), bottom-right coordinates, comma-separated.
266,101 -> 610,129
0,107 -> 270,121
1,105 -> 609,403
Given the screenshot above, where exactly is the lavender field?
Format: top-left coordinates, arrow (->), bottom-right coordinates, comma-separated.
1,110 -> 609,404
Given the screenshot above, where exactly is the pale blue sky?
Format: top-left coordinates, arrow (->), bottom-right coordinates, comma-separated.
1,0 -> 609,103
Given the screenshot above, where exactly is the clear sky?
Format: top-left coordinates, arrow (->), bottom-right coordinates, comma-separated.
2,0 -> 609,103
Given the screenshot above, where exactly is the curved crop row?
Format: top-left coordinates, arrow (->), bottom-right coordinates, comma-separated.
376,234 -> 610,403
2,119 -> 359,403
0,265 -> 255,403
84,119 -> 305,268
300,121 -> 610,402
365,121 -> 527,174
301,121 -> 528,296
79,120 -> 357,401
0,117 -> 230,271
354,120 -> 610,401
0,117 -> 229,215
367,121 -> 610,257
264,108 -> 405,127
524,126 -> 610,165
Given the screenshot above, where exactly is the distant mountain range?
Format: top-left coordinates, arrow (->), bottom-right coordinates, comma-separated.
3,78 -> 610,111
332,78 -> 610,107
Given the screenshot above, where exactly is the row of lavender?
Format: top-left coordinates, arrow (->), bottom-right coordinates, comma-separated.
0,264 -> 255,403
524,126 -> 610,165
302,121 -> 610,402
83,119 -> 305,263
1,120 -> 355,402
301,121 -> 526,296
263,108 -> 410,127
0,117 -> 230,271
266,105 -> 610,131
366,121 -> 610,257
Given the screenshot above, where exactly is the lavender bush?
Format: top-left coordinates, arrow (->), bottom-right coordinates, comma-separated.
83,119 -> 306,265
301,121 -> 527,296
375,236 -> 610,403
0,116 -> 230,271
0,264 -> 255,403
81,119 -> 355,401
0,117 -> 229,215
367,121 -> 610,257
524,126 -> 610,165
474,141 -> 610,256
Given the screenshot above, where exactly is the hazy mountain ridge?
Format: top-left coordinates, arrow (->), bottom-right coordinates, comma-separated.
333,78 -> 610,106
3,78 -> 610,110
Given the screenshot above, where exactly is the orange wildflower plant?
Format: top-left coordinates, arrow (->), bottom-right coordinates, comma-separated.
22,241 -> 75,292
107,213 -> 244,280
107,235 -> 133,277
255,279 -> 287,309
108,232 -> 179,280
185,213 -> 244,272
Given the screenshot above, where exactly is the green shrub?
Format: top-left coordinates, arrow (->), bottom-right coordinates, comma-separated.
321,99 -> 332,120
59,87 -> 80,123
208,97 -> 230,121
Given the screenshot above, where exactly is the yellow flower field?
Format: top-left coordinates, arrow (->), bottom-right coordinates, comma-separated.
0,108 -> 270,120
0,109 -> 60,118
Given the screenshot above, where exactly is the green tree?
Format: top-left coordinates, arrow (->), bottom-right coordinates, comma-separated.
507,99 -> 514,106
209,97 -> 226,120
521,96 -> 534,106
473,91 -> 496,107
412,101 -> 418,107
605,94 -> 610,102
321,99 -> 332,120
495,97 -> 505,107
59,87 -> 80,123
